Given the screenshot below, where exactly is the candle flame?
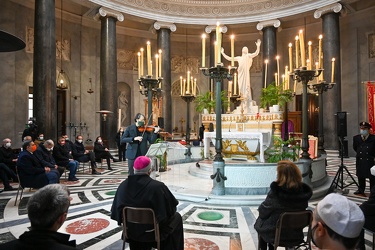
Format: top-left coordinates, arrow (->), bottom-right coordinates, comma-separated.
216,21 -> 220,26
308,41 -> 312,45
158,49 -> 162,54
137,52 -> 140,56
319,34 -> 323,39
202,34 -> 206,39
140,48 -> 144,52
276,55 -> 280,60
332,58 -> 335,62
265,59 -> 269,63
289,43 -> 292,47
231,34 -> 234,39
155,54 -> 159,58
295,36 -> 299,41
299,30 -> 303,34
147,41 -> 150,45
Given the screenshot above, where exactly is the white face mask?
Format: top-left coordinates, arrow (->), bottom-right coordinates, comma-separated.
5,142 -> 11,148
47,147 -> 53,151
98,140 -> 102,143
39,136 -> 44,140
77,139 -> 83,143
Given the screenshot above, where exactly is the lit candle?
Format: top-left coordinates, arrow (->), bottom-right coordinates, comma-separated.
214,41 -> 218,66
294,80 -> 297,93
234,73 -> 237,95
140,48 -> 144,76
158,49 -> 162,77
295,36 -> 299,68
187,71 -> 190,94
318,35 -> 323,69
216,22 -> 222,65
275,73 -> 278,86
285,66 -> 289,89
331,58 -> 335,83
180,76 -> 183,96
231,34 -> 235,66
194,78 -> 197,96
299,30 -> 305,67
276,55 -> 280,86
315,62 -> 319,83
308,41 -> 312,70
201,34 -> 206,68
229,81 -> 232,97
183,79 -> 186,95
137,52 -> 141,79
288,43 -> 293,71
147,41 -> 151,75
282,74 -> 285,90
155,54 -> 159,78
264,59 -> 268,88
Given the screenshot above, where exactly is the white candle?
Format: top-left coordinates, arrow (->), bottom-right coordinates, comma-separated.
315,62 -> 319,83
294,80 -> 297,93
187,71 -> 190,94
194,78 -> 197,96
231,35 -> 235,66
318,35 -> 323,69
216,22 -> 222,65
282,74 -> 285,90
155,54 -> 159,78
150,60 -> 153,77
285,66 -> 288,89
137,52 -> 141,79
180,76 -> 183,96
275,73 -> 278,86
147,41 -> 151,75
264,59 -> 268,88
299,30 -> 305,67
140,48 -> 144,76
331,58 -> 335,83
202,34 -> 206,68
308,41 -> 312,70
234,73 -> 237,95
183,79 -> 186,95
276,55 -> 280,86
158,49 -> 162,77
214,41 -> 218,66
229,81 -> 232,97
288,43 -> 293,71
295,36 -> 299,68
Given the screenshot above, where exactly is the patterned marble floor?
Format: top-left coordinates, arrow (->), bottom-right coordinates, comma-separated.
0,154 -> 373,249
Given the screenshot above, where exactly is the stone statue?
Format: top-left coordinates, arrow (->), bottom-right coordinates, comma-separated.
221,39 -> 261,102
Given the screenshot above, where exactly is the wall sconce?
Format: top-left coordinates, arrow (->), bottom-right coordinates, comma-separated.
87,78 -> 94,94
96,110 -> 113,121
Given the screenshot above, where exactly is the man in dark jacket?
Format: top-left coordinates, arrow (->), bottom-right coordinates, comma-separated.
34,140 -> 64,178
0,184 -> 76,249
121,113 -> 159,175
0,138 -> 18,174
17,140 -> 59,187
53,137 -> 79,181
111,156 -> 184,250
72,135 -> 100,175
353,121 -> 375,195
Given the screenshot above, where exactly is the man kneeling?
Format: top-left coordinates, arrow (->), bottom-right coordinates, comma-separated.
111,156 -> 184,250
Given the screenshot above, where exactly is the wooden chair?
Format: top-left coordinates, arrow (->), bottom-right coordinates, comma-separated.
122,207 -> 160,250
14,166 -> 38,206
258,210 -> 313,250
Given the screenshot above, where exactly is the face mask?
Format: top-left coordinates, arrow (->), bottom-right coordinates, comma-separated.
5,143 -> 11,148
77,139 -> 83,143
137,121 -> 145,127
65,138 -> 69,141
31,145 -> 37,152
39,136 -> 44,140
47,147 -> 53,151
98,140 -> 102,143
360,129 -> 369,136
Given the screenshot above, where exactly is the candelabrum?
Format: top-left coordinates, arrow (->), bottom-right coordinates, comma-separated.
308,80 -> 335,156
290,66 -> 323,162
138,75 -> 162,123
180,94 -> 196,159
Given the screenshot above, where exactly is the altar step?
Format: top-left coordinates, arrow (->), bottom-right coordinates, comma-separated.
189,160 -> 212,178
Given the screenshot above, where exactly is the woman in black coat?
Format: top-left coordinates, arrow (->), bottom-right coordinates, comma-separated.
254,160 -> 313,250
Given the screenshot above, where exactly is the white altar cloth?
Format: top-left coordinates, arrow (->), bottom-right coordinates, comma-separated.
203,131 -> 271,162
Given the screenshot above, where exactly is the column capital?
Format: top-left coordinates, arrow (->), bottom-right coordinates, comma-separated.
153,21 -> 177,32
205,25 -> 228,34
95,7 -> 124,22
256,19 -> 281,31
314,3 -> 342,19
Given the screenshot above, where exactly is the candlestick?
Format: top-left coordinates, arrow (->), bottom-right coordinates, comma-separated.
264,59 -> 268,88
318,35 -> 323,69
234,73 -> 237,95
299,30 -> 306,67
140,48 -> 144,76
308,41 -> 312,70
331,58 -> 335,83
147,41 -> 151,75
288,43 -> 293,71
295,36 -> 299,68
180,76 -> 183,96
155,54 -> 159,78
276,55 -> 280,86
137,52 -> 141,79
231,35 -> 235,66
202,34 -> 206,68
315,62 -> 319,83
158,49 -> 162,77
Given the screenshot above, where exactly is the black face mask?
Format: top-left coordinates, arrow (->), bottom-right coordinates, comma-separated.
311,223 -> 320,248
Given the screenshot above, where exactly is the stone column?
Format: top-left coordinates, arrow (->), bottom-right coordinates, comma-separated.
154,22 -> 176,133
257,20 -> 280,88
314,3 -> 342,150
33,0 -> 56,139
96,7 -> 124,148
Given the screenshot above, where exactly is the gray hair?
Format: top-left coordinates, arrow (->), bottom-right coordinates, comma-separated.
27,184 -> 70,229
44,139 -> 54,147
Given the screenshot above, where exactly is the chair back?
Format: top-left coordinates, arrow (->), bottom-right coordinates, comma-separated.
122,206 -> 160,250
274,210 -> 313,249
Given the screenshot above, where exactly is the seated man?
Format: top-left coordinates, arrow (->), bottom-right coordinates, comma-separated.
53,137 -> 79,181
94,136 -> 118,171
34,139 -> 64,177
311,193 -> 365,250
17,140 -> 59,187
62,134 -> 74,155
1,184 -> 76,249
0,163 -> 17,192
111,156 -> 184,250
72,135 -> 100,175
0,138 -> 18,174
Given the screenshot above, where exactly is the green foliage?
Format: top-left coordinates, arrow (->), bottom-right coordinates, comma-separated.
194,91 -> 229,113
260,82 -> 294,109
265,136 -> 301,163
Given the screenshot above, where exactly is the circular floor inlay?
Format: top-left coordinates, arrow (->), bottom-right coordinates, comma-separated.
197,211 -> 224,221
184,238 -> 219,250
105,190 -> 116,196
103,179 -> 122,184
66,218 -> 110,234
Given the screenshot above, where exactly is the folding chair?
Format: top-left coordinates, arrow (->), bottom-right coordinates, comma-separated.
122,207 -> 160,250
14,166 -> 38,206
258,210 -> 313,250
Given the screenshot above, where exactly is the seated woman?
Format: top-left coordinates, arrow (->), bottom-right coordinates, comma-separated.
254,160 -> 312,250
94,136 -> 118,171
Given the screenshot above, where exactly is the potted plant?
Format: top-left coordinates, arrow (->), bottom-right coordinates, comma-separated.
264,136 -> 300,163
195,91 -> 229,113
260,82 -> 293,110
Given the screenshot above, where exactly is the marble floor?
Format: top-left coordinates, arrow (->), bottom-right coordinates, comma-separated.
0,154 -> 373,249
